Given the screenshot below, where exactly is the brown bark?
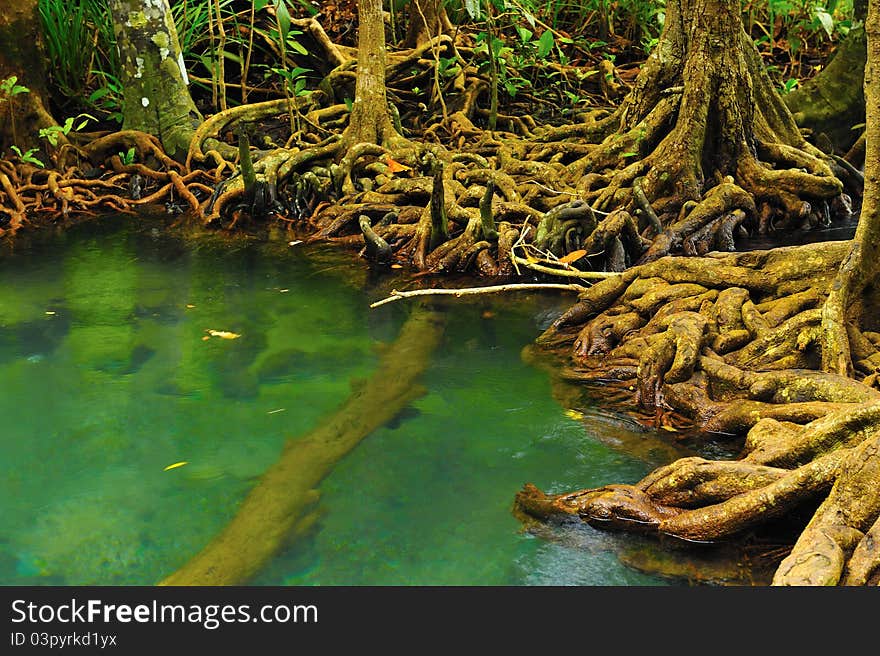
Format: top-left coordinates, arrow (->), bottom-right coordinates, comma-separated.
344,0 -> 401,148
405,0 -> 454,48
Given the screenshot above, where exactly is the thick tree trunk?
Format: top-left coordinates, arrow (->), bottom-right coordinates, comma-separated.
0,0 -> 57,151
108,0 -> 202,162
515,0 -> 880,585
821,3 -> 880,375
345,0 -> 398,146
566,0 -> 844,262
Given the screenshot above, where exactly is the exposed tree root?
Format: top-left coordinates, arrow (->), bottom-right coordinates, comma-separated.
515,236 -> 880,585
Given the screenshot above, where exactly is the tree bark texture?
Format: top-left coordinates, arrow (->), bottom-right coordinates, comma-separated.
108,0 -> 202,162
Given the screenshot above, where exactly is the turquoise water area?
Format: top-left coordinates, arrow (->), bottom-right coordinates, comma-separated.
0,218 -> 674,586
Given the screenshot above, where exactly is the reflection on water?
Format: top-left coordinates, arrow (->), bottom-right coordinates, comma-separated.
0,219 -> 678,586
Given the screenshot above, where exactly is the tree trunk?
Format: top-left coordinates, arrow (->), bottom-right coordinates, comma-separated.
107,0 -> 202,162
568,0 -> 845,263
0,0 -> 57,152
344,0 -> 400,147
820,1 -> 880,376
785,26 -> 867,155
405,0 -> 453,48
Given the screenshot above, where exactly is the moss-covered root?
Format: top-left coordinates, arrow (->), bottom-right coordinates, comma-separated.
516,447 -> 850,543
772,432 -> 880,586
158,306 -> 446,586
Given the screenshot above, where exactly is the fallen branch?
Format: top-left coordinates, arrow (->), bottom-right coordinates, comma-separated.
158,305 -> 445,585
370,282 -> 590,308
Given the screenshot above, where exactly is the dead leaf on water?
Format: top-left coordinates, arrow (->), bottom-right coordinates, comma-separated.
205,329 -> 241,340
164,461 -> 188,471
564,409 -> 585,421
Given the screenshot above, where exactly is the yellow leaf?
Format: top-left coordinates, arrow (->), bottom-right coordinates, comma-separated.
564,409 -> 585,421
205,329 -> 241,340
201,335 -> 211,341
186,304 -> 195,309
661,425 -> 679,432
558,249 -> 587,265
390,264 -> 403,269
164,461 -> 188,471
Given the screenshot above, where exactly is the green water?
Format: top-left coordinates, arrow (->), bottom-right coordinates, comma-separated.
0,218 -> 673,586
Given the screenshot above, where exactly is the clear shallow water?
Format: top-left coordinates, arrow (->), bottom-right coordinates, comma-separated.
0,218 -> 674,586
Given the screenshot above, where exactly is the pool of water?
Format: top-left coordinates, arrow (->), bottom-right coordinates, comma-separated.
0,218 -> 676,586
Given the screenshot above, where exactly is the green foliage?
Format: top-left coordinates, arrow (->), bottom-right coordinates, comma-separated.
38,0 -> 119,120
1,75 -> 32,153
118,147 -> 137,166
747,1 -> 855,69
0,76 -> 30,100
38,113 -> 97,147
10,146 -> 45,168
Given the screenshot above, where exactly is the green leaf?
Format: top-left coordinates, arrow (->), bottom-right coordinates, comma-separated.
255,0 -> 270,11
289,39 -> 308,56
463,0 -> 481,20
11,145 -> 44,167
815,9 -> 834,38
515,27 -> 532,43
621,152 -> 638,158
275,0 -> 291,43
88,88 -> 111,102
344,97 -> 353,112
537,30 -> 554,59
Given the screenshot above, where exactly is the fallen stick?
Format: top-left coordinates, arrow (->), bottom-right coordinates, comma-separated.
370,282 -> 590,308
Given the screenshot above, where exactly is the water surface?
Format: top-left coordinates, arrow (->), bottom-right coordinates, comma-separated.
0,218 -> 675,586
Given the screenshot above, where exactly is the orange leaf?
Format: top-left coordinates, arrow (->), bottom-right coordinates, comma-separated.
384,155 -> 411,174
558,249 -> 587,265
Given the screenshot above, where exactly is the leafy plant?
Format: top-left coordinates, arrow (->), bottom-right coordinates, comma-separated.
10,146 -> 45,168
118,147 -> 136,166
0,75 -> 30,99
38,113 -> 97,147
38,0 -> 119,119
1,75 -> 31,147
